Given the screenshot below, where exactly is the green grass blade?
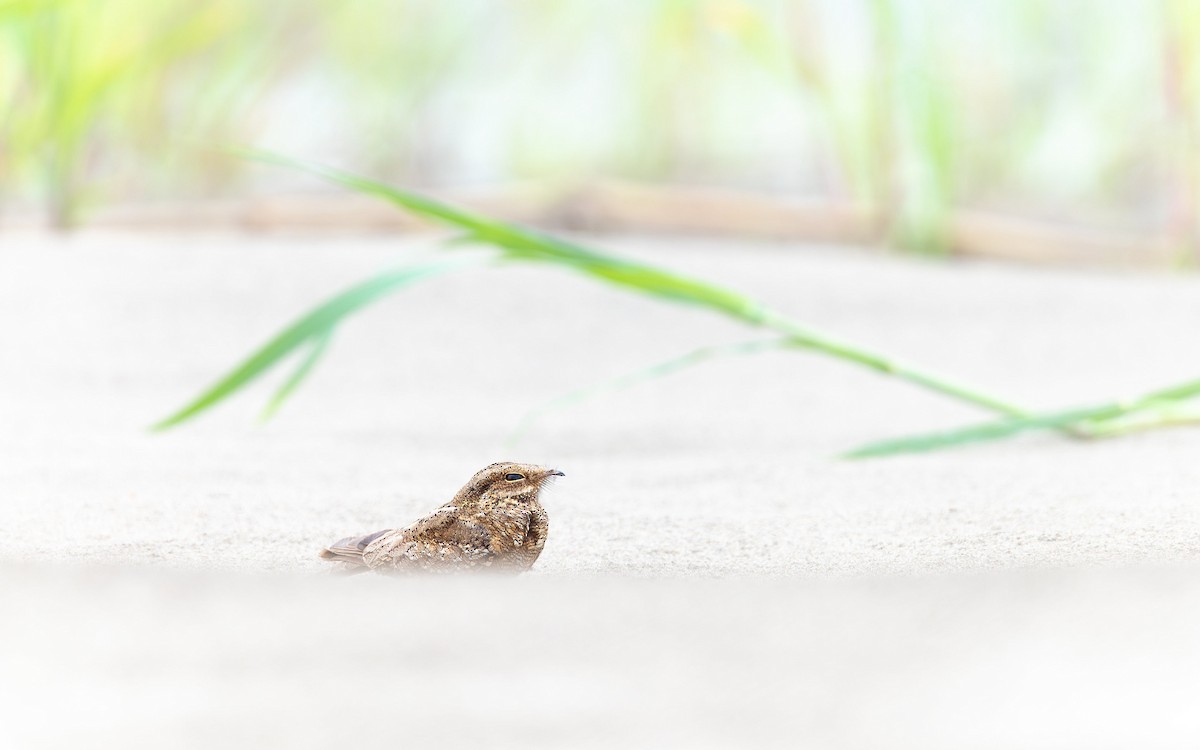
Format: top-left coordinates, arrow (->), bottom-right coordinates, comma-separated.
844,405 -> 1114,458
846,375 -> 1200,458
152,257 -> 482,430
1079,403 -> 1200,437
238,149 -> 767,322
259,326 -> 333,422
244,150 -> 1045,425
166,152 -> 1200,453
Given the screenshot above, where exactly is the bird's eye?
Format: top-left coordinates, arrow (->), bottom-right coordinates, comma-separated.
504,473 -> 524,481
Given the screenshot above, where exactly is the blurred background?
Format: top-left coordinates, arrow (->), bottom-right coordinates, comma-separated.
5,2 -> 1200,748
4,0 -> 1200,263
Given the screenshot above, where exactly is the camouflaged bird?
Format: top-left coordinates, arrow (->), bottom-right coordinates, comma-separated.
319,462 -> 563,574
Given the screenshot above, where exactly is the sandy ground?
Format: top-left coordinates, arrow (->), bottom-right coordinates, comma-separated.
3,230 -> 1200,747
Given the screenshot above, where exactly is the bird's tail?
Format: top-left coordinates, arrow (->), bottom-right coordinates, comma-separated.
318,546 -> 363,564
318,530 -> 390,572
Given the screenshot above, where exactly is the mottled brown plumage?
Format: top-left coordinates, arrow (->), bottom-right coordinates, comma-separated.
319,462 -> 563,574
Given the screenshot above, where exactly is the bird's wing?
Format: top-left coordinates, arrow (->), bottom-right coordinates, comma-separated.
477,506 -> 533,555
406,505 -> 490,547
362,505 -> 494,571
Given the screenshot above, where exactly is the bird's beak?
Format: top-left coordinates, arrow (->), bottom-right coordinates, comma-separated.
547,469 -> 565,477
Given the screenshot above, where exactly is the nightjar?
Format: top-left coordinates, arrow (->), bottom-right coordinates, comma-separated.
319,462 -> 563,574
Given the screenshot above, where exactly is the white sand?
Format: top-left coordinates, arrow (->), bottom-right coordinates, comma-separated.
2,230 -> 1199,747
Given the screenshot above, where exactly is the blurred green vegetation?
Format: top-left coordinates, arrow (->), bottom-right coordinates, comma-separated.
1,0 -> 1196,256
157,153 -> 1200,454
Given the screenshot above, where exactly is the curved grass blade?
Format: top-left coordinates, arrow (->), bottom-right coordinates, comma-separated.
507,337 -> 796,444
1079,402 -> 1200,437
163,151 -> 1200,453
845,405 -> 1112,459
259,326 -> 333,422
846,375 -> 1200,458
242,149 -> 1043,425
152,256 -> 484,430
237,149 -> 768,322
